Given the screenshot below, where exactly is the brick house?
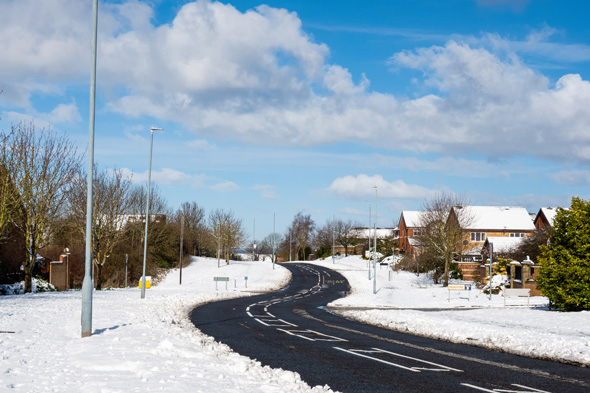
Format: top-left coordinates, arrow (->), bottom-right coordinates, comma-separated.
398,211 -> 424,257
450,206 -> 535,281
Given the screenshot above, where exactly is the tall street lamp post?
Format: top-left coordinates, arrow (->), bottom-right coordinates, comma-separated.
272,211 -> 277,270
368,203 -> 371,280
373,186 -> 378,295
81,0 -> 99,338
141,126 -> 163,299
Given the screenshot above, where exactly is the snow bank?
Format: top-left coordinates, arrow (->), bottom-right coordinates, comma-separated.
308,255 -> 590,366
0,257 -> 334,392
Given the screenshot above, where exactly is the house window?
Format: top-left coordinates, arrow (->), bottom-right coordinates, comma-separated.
413,229 -> 421,236
470,232 -> 486,242
510,232 -> 525,237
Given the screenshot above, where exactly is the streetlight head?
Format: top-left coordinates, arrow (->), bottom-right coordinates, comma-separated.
150,127 -> 163,132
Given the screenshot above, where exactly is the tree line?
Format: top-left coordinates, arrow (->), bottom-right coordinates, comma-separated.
0,122 -> 385,294
0,122 -> 249,292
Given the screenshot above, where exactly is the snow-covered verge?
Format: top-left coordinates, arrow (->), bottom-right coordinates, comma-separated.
0,257 -> 333,393
308,256 -> 590,366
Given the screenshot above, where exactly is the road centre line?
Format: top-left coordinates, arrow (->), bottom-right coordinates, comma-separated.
511,384 -> 552,393
460,383 -> 500,392
372,348 -> 463,372
334,347 -> 420,373
329,324 -> 589,388
460,383 -> 552,393
278,328 -> 348,342
277,328 -> 315,341
291,306 -> 589,388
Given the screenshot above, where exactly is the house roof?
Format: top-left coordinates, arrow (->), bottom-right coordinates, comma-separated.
483,236 -> 525,253
534,207 -> 559,227
352,227 -> 395,239
453,206 -> 535,231
400,211 -> 424,228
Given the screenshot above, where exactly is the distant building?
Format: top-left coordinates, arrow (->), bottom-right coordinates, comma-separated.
533,207 -> 560,231
398,211 -> 424,257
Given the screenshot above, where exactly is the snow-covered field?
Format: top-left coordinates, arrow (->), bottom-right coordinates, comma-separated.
310,256 -> 590,366
1,258 -> 332,393
1,255 -> 589,393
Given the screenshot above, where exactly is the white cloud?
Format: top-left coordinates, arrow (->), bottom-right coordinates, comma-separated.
549,170 -> 590,186
122,167 -> 211,189
252,184 -> 278,199
46,102 -> 81,124
4,1 -> 590,164
326,174 -> 436,200
211,181 -> 240,193
187,139 -> 217,151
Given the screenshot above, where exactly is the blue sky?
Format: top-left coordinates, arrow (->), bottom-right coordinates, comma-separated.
2,0 -> 590,239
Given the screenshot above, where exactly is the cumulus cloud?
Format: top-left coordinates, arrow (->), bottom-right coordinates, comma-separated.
211,181 -> 240,192
187,139 -> 217,151
46,102 -> 81,124
122,167 -> 212,189
549,170 -> 590,186
326,174 -> 436,200
3,0 -> 590,165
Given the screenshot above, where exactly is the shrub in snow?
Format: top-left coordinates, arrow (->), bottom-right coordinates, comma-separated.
537,197 -> 590,311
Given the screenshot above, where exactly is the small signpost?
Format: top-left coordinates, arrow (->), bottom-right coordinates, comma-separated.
214,276 -> 229,290
448,283 -> 472,302
234,276 -> 248,288
502,287 -> 530,307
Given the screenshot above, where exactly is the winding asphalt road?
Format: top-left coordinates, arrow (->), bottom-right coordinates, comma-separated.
190,263 -> 590,393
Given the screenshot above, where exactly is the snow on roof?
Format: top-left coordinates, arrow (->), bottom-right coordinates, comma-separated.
453,206 -> 535,231
400,211 -> 424,228
484,236 -> 525,253
352,228 -> 394,239
539,207 -> 559,226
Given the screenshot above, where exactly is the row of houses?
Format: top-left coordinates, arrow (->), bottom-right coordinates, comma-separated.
398,206 -> 559,294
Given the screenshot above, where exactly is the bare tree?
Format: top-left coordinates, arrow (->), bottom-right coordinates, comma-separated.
314,218 -> 336,257
287,212 -> 315,261
174,201 -> 206,255
0,122 -> 81,292
208,209 -> 246,263
417,193 -> 473,286
335,219 -> 359,256
69,167 -> 135,290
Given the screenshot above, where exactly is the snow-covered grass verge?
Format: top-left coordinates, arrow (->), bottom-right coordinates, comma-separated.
0,257 -> 334,393
308,256 -> 590,366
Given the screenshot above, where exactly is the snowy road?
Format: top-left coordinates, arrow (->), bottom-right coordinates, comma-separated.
191,263 -> 590,393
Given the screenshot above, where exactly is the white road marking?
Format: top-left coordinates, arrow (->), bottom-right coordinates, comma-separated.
460,383 -> 552,393
372,348 -> 463,372
511,384 -> 551,393
334,347 -> 420,373
277,329 -> 348,342
460,383 -> 498,392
